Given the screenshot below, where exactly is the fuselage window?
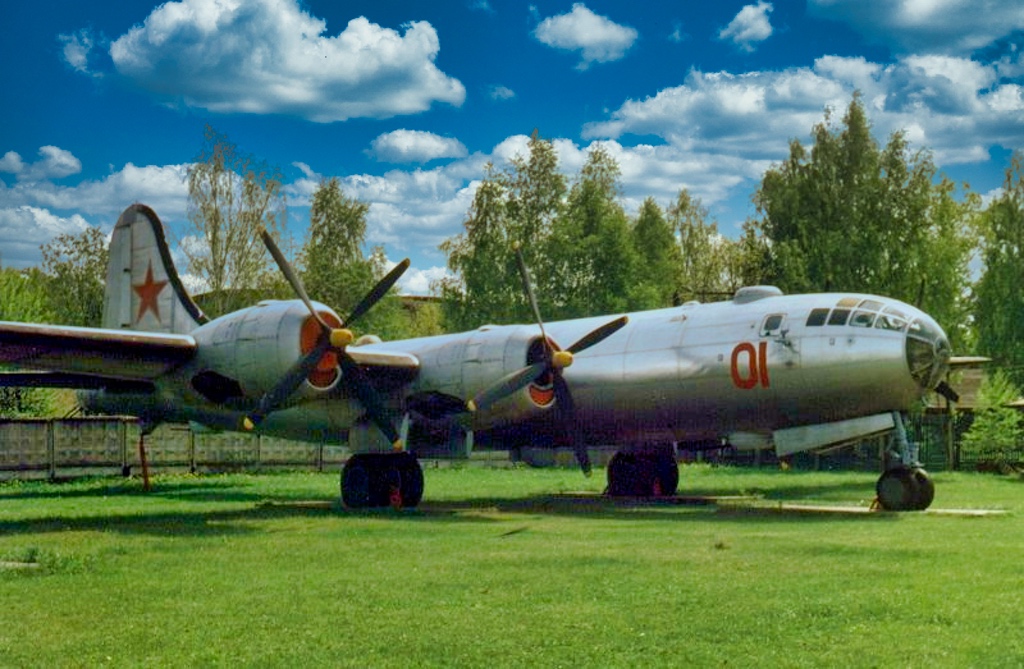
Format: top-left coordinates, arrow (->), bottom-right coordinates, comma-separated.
806,308 -> 829,326
827,308 -> 850,326
850,310 -> 876,327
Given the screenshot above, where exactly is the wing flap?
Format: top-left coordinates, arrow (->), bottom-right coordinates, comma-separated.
0,321 -> 196,381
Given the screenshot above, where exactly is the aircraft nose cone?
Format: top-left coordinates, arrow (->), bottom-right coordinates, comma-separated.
905,315 -> 951,391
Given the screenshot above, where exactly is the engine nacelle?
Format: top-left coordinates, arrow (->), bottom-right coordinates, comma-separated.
411,325 -> 558,430
188,300 -> 342,404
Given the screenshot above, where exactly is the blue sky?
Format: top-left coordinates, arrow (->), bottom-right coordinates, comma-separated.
1,1 -> 1022,295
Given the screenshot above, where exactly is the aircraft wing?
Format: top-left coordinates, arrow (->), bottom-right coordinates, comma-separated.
0,321 -> 196,382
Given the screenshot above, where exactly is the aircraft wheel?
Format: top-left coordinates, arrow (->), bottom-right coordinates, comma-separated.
909,468 -> 934,511
876,467 -> 918,511
341,454 -> 373,508
341,453 -> 423,509
652,451 -> 679,497
607,452 -> 641,496
392,451 -> 424,508
607,451 -> 677,497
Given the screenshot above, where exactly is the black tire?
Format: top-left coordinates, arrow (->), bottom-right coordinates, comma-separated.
652,451 -> 679,497
910,468 -> 935,511
341,452 -> 424,509
607,452 -> 643,496
341,454 -> 372,508
876,467 -> 917,511
393,451 -> 424,508
607,450 -> 677,497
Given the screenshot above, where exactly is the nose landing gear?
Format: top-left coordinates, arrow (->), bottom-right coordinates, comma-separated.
875,412 -> 935,511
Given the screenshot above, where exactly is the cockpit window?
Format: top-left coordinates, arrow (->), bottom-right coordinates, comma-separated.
875,312 -> 908,331
806,308 -> 829,326
850,310 -> 876,327
761,313 -> 786,336
858,299 -> 884,312
827,308 -> 850,326
836,297 -> 859,308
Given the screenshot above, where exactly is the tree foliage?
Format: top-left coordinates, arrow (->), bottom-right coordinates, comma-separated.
185,125 -> 287,317
302,177 -> 376,315
40,226 -> 109,327
961,369 -> 1023,470
669,190 -> 739,302
439,133 -> 568,329
0,267 -> 62,417
974,152 -> 1024,385
301,178 -> 441,340
548,144 -> 639,317
753,94 -> 977,348
630,197 -> 681,308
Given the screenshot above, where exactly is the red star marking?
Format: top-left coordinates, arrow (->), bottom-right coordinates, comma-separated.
133,262 -> 168,324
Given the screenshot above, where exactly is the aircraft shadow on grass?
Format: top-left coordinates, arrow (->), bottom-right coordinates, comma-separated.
0,477 -> 899,539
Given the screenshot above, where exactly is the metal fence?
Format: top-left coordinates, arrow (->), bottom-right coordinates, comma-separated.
0,417 -> 350,480
0,414 -> 1000,482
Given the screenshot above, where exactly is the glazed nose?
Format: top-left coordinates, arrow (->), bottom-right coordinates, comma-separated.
905,317 -> 951,390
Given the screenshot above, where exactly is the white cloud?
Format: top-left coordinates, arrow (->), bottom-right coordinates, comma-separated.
101,0 -> 465,122
489,85 -> 516,101
584,54 -> 1024,167
533,3 -> 638,70
59,29 -> 97,75
0,160 -> 188,219
369,130 -> 468,164
0,146 -> 82,183
397,265 -> 451,296
718,2 -> 774,53
808,0 -> 1024,55
0,152 -> 25,175
0,206 -> 92,267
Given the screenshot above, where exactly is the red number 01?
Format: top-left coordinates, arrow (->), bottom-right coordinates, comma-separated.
730,341 -> 770,389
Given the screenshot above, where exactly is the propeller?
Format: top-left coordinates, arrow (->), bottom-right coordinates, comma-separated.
243,230 -> 409,450
466,247 -> 629,475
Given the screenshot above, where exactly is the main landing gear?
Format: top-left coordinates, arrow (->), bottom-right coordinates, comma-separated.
341,452 -> 424,509
874,412 -> 935,511
606,447 -> 679,497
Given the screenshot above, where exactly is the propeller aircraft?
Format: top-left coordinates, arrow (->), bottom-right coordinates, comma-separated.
0,204 -> 957,511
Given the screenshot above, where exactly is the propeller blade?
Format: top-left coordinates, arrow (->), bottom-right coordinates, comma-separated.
244,335 -> 330,430
339,353 -> 403,449
260,229 -> 330,331
514,247 -> 548,348
553,373 -> 590,476
344,258 -> 411,327
935,380 -> 960,403
468,362 -> 548,413
567,316 -> 629,355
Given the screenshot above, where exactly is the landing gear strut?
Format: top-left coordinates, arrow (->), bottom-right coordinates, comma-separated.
341,452 -> 424,509
606,447 -> 679,497
875,412 -> 934,511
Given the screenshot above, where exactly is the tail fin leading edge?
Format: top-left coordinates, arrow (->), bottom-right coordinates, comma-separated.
102,204 -> 207,334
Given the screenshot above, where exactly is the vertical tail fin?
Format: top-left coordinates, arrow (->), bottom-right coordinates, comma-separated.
102,204 -> 207,334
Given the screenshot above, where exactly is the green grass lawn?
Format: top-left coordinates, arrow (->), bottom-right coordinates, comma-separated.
1,465 -> 1022,668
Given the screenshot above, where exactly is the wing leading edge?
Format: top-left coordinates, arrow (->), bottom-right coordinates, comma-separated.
0,321 -> 197,382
